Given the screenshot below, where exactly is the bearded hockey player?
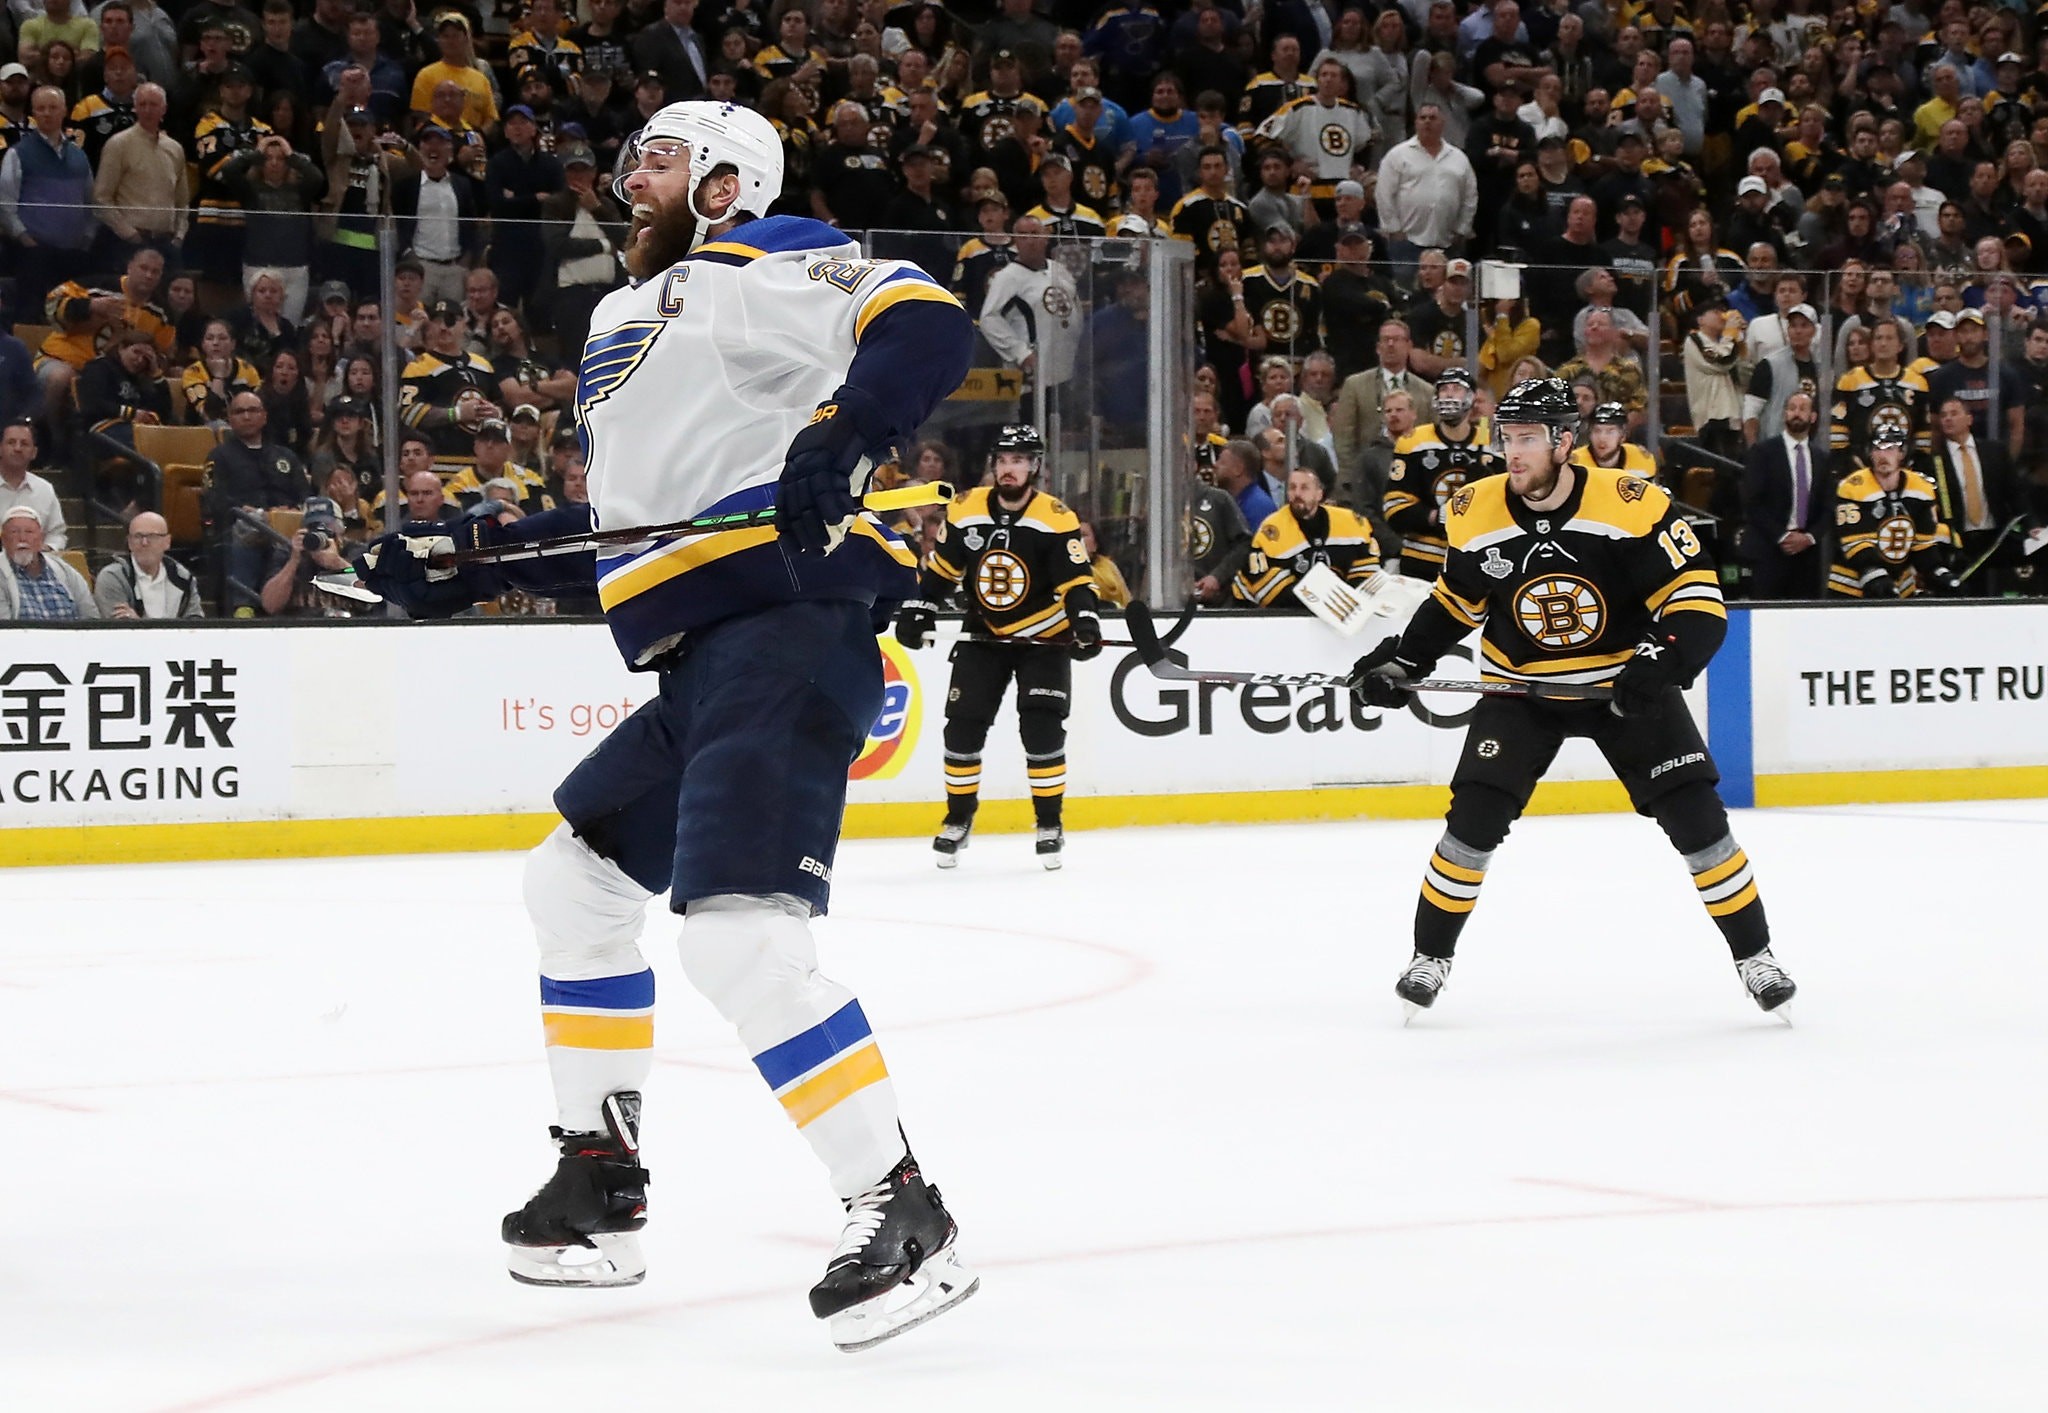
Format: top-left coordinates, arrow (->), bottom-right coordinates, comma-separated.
894,424 -> 1101,869
1384,366 -> 1500,579
1348,377 -> 1797,1019
498,100 -> 979,1352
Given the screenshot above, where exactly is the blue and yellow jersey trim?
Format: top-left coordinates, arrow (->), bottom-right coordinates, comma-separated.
540,970 -> 655,1051
855,268 -> 961,340
752,999 -> 890,1129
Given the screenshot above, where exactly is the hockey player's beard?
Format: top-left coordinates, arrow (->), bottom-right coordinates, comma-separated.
626,195 -> 699,281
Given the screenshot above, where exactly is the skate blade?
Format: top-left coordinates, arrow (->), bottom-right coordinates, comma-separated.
935,853 -> 960,870
507,1231 -> 646,1288
1402,999 -> 1424,1026
829,1242 -> 979,1353
1039,853 -> 1062,871
1770,1002 -> 1794,1028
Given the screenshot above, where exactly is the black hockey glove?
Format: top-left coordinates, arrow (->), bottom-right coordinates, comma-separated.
776,393 -> 877,556
1347,636 -> 1429,709
1610,632 -> 1684,719
1070,608 -> 1102,660
894,600 -> 937,649
1861,572 -> 1897,600
1928,565 -> 1963,596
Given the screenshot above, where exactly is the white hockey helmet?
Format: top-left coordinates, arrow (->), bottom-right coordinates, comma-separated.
614,100 -> 784,231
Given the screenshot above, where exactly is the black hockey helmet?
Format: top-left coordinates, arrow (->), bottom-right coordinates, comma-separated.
1433,365 -> 1477,424
1590,401 -> 1629,427
989,423 -> 1046,481
1495,376 -> 1581,450
1869,423 -> 1910,452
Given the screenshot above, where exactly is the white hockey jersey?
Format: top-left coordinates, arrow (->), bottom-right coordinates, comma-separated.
577,216 -> 970,667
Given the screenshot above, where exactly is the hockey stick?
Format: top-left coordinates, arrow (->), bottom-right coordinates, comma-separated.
1955,516 -> 2028,585
437,483 -> 954,567
1121,601 -> 1614,701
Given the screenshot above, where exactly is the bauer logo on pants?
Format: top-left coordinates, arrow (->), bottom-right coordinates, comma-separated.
851,636 -> 922,781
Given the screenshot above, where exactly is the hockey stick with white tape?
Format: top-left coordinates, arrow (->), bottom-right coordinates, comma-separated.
1121,601 -> 1614,701
437,482 -> 954,568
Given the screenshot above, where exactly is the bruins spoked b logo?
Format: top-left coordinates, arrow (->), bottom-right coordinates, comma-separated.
1877,514 -> 1915,562
974,549 -> 1030,610
1514,576 -> 1605,649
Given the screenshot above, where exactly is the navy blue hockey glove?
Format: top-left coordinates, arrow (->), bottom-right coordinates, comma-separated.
1347,636 -> 1428,709
1610,632 -> 1684,718
1070,608 -> 1103,660
894,600 -> 937,648
776,393 -> 878,556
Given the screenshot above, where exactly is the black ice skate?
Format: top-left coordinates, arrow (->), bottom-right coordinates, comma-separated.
933,820 -> 972,869
1396,952 -> 1453,1020
502,1091 -> 649,1287
809,1151 -> 978,1352
1035,824 -> 1064,870
1736,948 -> 1797,1020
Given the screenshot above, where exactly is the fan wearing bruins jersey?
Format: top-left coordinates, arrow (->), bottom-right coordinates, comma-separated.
1384,367 -> 1499,579
1240,222 -> 1322,361
1569,402 -> 1660,479
1827,425 -> 1960,599
1236,39 -> 1313,136
400,299 -> 504,454
1233,466 -> 1379,606
1254,62 -> 1375,200
1351,378 -> 1798,1018
894,426 -> 1102,871
1829,320 -> 1930,472
1169,146 -> 1253,271
1189,474 -> 1253,601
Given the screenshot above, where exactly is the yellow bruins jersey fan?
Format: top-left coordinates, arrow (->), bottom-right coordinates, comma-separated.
1428,468 -> 1725,687
919,486 -> 1095,640
1385,418 -> 1498,574
1233,503 -> 1379,606
1827,465 -> 1949,598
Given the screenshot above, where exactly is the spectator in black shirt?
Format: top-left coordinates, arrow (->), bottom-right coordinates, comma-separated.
1597,195 -> 1661,322
811,100 -> 897,232
1590,129 -> 1655,242
1531,194 -> 1599,364
208,389 -> 311,608
486,105 -> 565,306
1494,158 -> 1552,258
877,146 -> 959,283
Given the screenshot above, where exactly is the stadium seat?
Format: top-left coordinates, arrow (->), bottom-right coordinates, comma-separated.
136,426 -> 223,550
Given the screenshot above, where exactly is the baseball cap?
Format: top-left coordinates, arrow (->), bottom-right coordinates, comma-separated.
1615,127 -> 1647,145
0,62 -> 30,82
1738,175 -> 1767,196
302,495 -> 344,525
1616,192 -> 1646,210
317,280 -> 351,304
1336,222 -> 1370,244
396,257 -> 425,277
1072,85 -> 1102,102
1039,151 -> 1070,170
426,298 -> 464,323
1958,307 -> 1986,324
327,396 -> 371,419
1536,132 -> 1567,150
512,403 -> 543,423
221,61 -> 255,86
1925,310 -> 1957,330
434,9 -> 471,30
901,143 -> 938,161
1894,149 -> 1924,171
1014,94 -> 1044,115
559,142 -> 596,168
416,123 -> 454,143
1823,171 -> 1847,187
343,106 -> 374,125
3,505 -> 42,527
1445,258 -> 1473,279
503,103 -> 538,122
1263,219 -> 1296,238
1758,87 -> 1786,104
476,418 -> 510,441
1998,52 -> 2024,66
1786,303 -> 1817,323
1335,179 -> 1365,199
992,48 -> 1019,64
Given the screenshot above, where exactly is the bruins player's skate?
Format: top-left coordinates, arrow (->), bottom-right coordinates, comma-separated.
503,1091 -> 650,1287
1352,377 -> 1796,1021
896,425 -> 1101,869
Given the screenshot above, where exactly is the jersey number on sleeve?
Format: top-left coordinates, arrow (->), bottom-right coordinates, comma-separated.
1656,519 -> 1702,569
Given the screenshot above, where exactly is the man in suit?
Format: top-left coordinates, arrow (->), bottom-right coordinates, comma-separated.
631,0 -> 708,103
1742,390 -> 1830,600
1924,394 -> 2029,592
1329,318 -> 1431,513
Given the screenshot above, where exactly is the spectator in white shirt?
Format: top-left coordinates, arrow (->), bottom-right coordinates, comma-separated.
1375,102 -> 1478,284
0,419 -> 66,551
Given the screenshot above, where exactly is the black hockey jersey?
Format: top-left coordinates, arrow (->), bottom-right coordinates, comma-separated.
399,349 -> 502,455
1827,466 -> 1950,598
1385,419 -> 1500,573
1188,481 -> 1253,584
920,486 -> 1098,641
1233,503 -> 1379,607
1403,467 -> 1727,688
1240,264 -> 1322,360
1830,364 -> 1932,469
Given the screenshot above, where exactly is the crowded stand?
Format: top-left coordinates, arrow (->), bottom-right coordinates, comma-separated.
2,0 -> 2045,620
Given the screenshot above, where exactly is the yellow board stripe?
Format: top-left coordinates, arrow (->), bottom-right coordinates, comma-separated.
778,1043 -> 889,1127
543,1011 -> 654,1050
1431,852 -> 1485,884
598,525 -> 777,610
855,281 -> 961,340
1704,881 -> 1759,917
1420,879 -> 1477,913
1693,851 -> 1748,889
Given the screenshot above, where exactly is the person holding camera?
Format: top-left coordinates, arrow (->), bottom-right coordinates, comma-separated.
260,496 -> 370,617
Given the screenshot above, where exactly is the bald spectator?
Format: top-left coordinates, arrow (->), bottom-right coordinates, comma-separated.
0,507 -> 98,620
91,81 -> 186,264
95,510 -> 204,618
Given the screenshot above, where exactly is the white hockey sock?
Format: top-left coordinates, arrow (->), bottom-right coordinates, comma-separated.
526,824 -> 656,1132
680,894 -> 904,1199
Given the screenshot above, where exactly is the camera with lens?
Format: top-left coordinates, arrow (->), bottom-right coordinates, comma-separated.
301,524 -> 332,553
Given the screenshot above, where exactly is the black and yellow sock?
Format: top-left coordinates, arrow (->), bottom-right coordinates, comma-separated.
1414,834 -> 1493,959
942,751 -> 980,824
1686,835 -> 1770,960
1026,750 -> 1066,828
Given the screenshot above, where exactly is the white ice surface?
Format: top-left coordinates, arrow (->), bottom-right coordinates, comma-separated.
2,802 -> 2041,1413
